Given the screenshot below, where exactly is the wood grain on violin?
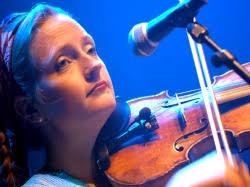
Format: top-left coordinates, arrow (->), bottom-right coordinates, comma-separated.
105,63 -> 250,187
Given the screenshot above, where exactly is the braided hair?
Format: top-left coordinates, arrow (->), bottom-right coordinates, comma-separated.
0,4 -> 70,186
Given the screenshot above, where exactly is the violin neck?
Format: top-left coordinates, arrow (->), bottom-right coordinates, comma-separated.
176,82 -> 249,105
214,82 -> 250,104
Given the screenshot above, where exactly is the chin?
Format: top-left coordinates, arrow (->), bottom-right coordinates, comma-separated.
85,94 -> 116,138
87,92 -> 116,118
98,94 -> 116,114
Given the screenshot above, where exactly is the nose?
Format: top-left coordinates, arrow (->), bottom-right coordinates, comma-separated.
84,61 -> 102,82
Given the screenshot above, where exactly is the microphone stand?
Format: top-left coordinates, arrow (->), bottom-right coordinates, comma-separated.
185,18 -> 235,167
187,22 -> 250,84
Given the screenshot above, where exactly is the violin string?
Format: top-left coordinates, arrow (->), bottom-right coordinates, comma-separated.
175,81 -> 249,101
141,80 -> 249,122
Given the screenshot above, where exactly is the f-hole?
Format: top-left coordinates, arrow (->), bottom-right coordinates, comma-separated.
174,118 -> 209,152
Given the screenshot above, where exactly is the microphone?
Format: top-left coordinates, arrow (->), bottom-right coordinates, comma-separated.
128,0 -> 207,57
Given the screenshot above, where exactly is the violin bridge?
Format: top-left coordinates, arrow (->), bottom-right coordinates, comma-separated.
175,93 -> 187,130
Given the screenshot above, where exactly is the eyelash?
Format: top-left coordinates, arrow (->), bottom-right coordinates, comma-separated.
87,46 -> 97,55
54,45 -> 97,72
55,58 -> 71,72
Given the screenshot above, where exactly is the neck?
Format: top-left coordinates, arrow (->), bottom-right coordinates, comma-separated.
45,117 -> 105,184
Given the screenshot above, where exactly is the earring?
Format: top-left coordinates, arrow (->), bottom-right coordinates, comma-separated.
26,113 -> 44,124
35,116 -> 43,124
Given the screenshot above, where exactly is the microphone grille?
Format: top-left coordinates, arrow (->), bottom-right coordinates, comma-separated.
128,22 -> 159,57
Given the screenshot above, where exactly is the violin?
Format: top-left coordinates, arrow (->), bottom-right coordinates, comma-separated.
95,63 -> 250,186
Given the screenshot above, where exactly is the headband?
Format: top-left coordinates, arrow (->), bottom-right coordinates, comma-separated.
0,13 -> 27,131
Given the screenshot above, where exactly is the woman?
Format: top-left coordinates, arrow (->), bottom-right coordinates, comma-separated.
0,3 -> 249,187
0,3 -> 115,186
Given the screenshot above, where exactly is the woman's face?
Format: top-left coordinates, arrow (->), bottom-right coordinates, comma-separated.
29,14 -> 116,138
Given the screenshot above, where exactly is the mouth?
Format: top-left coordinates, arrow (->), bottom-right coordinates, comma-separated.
87,80 -> 108,97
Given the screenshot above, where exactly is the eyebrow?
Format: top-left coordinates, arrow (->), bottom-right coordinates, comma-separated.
54,35 -> 95,59
82,35 -> 95,46
43,35 -> 95,70
54,45 -> 78,61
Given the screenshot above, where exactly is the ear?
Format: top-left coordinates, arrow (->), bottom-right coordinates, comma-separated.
14,96 -> 44,124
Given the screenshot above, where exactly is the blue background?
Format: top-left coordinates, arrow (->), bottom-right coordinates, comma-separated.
1,0 -> 250,179
1,0 -> 250,100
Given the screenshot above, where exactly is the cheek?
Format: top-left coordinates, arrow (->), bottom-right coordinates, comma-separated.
37,67 -> 85,101
101,64 -> 114,92
35,80 -> 65,120
36,81 -> 62,104
36,72 -> 88,116
36,77 -> 69,105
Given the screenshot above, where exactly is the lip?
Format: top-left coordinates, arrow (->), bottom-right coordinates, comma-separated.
87,80 -> 108,97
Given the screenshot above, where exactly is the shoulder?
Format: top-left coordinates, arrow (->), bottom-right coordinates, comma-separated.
22,173 -> 89,187
22,174 -> 55,187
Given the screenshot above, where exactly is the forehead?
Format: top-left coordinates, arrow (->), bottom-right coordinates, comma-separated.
38,14 -> 86,38
30,15 -> 88,68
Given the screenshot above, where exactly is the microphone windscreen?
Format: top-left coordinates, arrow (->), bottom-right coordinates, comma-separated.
128,22 -> 159,57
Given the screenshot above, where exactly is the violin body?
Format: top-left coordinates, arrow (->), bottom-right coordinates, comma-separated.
103,63 -> 250,186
